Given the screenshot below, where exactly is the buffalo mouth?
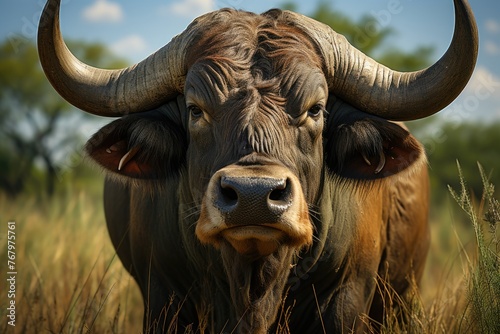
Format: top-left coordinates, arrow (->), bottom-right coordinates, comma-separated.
221,225 -> 287,256
196,164 -> 313,257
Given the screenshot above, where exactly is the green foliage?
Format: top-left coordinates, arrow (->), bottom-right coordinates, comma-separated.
0,41 -> 56,111
66,40 -> 129,69
377,46 -> 434,72
448,163 -> 500,333
423,122 -> 500,206
313,8 -> 393,56
0,38 -> 127,197
281,0 -> 434,71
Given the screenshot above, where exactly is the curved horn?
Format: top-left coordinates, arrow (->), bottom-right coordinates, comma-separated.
38,0 -> 204,116
284,0 -> 478,121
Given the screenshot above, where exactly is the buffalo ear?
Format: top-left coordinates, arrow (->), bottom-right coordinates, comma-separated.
324,99 -> 425,180
85,110 -> 187,180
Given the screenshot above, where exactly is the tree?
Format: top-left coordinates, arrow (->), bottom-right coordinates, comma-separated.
282,0 -> 434,71
424,122 -> 500,205
0,39 -> 128,197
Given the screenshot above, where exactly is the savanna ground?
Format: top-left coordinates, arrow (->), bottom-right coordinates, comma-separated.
0,164 -> 499,334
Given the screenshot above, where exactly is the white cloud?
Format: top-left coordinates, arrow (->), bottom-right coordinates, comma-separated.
83,0 -> 124,23
485,19 -> 500,34
456,66 -> 500,121
163,0 -> 215,18
111,35 -> 147,56
464,67 -> 500,96
485,41 -> 500,55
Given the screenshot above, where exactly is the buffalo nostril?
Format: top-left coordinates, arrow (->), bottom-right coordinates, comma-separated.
216,177 -> 240,214
220,185 -> 238,206
268,178 -> 291,202
268,179 -> 292,215
215,175 -> 293,221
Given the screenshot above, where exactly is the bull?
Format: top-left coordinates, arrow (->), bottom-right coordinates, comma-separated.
38,0 -> 478,332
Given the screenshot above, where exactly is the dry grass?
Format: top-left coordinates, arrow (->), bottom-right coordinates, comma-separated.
0,190 -> 143,334
0,163 -> 498,333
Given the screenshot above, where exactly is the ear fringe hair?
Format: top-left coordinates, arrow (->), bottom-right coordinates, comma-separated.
326,150 -> 428,200
82,152 -> 184,196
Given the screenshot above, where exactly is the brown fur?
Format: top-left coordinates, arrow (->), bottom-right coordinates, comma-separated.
88,8 -> 430,334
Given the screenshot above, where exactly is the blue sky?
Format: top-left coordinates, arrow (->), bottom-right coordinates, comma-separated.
1,0 -> 500,122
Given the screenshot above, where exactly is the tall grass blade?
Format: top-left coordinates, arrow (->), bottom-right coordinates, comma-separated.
448,161 -> 500,334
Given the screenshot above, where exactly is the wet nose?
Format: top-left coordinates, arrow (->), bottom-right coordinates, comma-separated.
215,176 -> 292,224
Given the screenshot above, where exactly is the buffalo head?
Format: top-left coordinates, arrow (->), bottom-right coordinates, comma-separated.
38,0 -> 476,254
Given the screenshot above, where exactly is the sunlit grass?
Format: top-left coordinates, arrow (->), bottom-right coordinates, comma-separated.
367,162 -> 500,334
0,190 -> 143,334
0,163 -> 498,333
448,162 -> 500,333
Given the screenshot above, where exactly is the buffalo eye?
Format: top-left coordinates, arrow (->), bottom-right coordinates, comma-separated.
307,104 -> 324,118
188,105 -> 203,118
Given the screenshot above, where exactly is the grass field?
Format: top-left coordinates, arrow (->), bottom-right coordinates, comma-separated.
0,188 -> 143,333
0,166 -> 498,333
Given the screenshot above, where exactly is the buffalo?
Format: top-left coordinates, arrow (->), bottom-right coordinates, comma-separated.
38,0 -> 478,332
